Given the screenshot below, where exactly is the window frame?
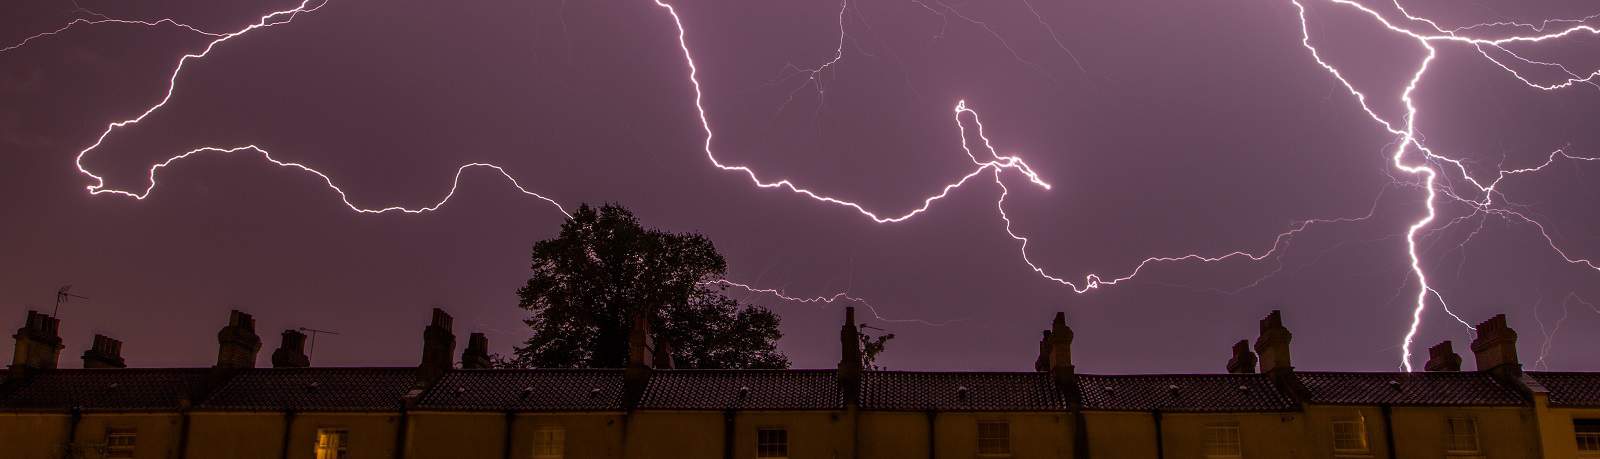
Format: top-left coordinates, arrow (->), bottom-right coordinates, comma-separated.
1575,419 -> 1600,455
756,426 -> 788,459
103,428 -> 137,459
1331,415 -> 1370,453
1444,416 -> 1481,455
1203,421 -> 1244,459
976,419 -> 1011,457
314,428 -> 350,459
532,426 -> 565,459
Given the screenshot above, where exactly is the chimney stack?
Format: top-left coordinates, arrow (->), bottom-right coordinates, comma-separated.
215,310 -> 261,369
419,308 -> 455,383
9,310 -> 64,378
1046,312 -> 1075,381
1254,310 -> 1293,374
1226,340 -> 1257,374
81,334 -> 126,369
461,332 -> 490,370
838,307 -> 862,404
652,335 -> 675,370
1034,330 -> 1052,372
1424,340 -> 1462,372
271,330 -> 310,368
1470,314 -> 1519,374
624,309 -> 659,407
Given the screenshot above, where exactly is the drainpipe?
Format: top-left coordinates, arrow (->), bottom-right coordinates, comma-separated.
279,410 -> 297,459
392,406 -> 409,459
1152,409 -> 1165,459
177,408 -> 193,459
503,411 -> 516,459
62,407 -> 83,459
723,409 -> 737,459
1380,404 -> 1397,459
925,410 -> 936,459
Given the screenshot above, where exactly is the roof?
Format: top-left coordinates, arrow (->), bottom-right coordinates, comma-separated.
0,368 -> 213,412
1076,374 -> 1296,412
638,369 -> 842,410
1295,372 -> 1526,406
860,371 -> 1068,411
198,367 -> 420,411
1528,372 -> 1600,407
415,369 -> 624,411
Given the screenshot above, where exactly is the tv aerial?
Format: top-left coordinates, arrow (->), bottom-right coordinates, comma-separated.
297,327 -> 340,360
53,285 -> 90,318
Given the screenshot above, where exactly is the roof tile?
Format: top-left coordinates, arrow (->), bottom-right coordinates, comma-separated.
0,369 -> 212,412
1077,374 -> 1294,412
198,367 -> 419,411
1295,372 -> 1525,406
639,370 -> 841,410
416,369 -> 624,411
1528,372 -> 1600,407
861,371 -> 1067,411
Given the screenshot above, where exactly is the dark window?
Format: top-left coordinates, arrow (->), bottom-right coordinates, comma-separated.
1577,419 -> 1600,454
757,427 -> 788,458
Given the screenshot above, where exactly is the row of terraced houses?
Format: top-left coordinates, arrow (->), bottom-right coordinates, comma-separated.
2,305 -> 1599,459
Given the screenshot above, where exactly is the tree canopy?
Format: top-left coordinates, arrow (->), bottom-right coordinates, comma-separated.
507,203 -> 788,369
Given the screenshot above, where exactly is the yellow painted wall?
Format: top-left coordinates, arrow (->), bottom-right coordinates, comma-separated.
0,413 -> 71,459
70,413 -> 184,459
1158,412 -> 1306,458
730,411 -> 849,459
287,413 -> 400,459
624,411 -> 725,459
407,412 -> 504,459
1082,411 -> 1157,459
1533,401 -> 1600,458
185,412 -> 285,459
1389,406 -> 1538,459
511,413 -> 626,459
1300,405 -> 1391,458
932,412 -> 1073,459
858,411 -> 926,459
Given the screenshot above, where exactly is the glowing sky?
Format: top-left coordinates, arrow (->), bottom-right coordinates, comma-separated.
3,0 -> 1598,373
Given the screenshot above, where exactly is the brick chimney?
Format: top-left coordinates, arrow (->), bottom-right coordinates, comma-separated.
624,310 -> 658,407
1045,312 -> 1075,382
419,308 -> 455,383
461,332 -> 490,369
1424,340 -> 1462,372
9,310 -> 64,378
1471,314 -> 1519,375
271,330 -> 310,368
215,310 -> 262,369
652,335 -> 676,370
837,307 -> 863,403
1254,310 -> 1292,374
1034,330 -> 1052,372
81,334 -> 126,369
1226,340 -> 1256,374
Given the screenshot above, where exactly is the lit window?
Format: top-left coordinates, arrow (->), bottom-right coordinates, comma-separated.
977,420 -> 1010,456
1204,422 -> 1243,459
315,429 -> 349,459
1576,419 -> 1600,455
534,427 -> 565,459
1332,416 -> 1369,452
757,427 -> 788,458
104,429 -> 136,459
1445,417 -> 1480,454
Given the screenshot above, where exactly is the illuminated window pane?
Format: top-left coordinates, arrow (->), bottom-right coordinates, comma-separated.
1332,416 -> 1368,452
1576,419 -> 1600,454
977,420 -> 1010,455
1445,417 -> 1480,453
315,429 -> 349,459
1205,423 -> 1243,459
534,427 -> 565,459
757,427 -> 788,458
105,429 -> 136,459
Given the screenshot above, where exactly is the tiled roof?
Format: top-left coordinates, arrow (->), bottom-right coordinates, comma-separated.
0,368 -> 213,412
198,367 -> 419,411
1295,372 -> 1525,406
860,371 -> 1068,411
416,369 -> 624,411
1528,372 -> 1600,407
639,370 -> 842,410
1077,374 -> 1295,412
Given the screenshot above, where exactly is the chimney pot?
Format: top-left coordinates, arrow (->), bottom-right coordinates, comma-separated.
1253,310 -> 1293,374
1470,314 -> 1520,373
1226,340 -> 1257,374
215,310 -> 262,369
1424,340 -> 1462,372
419,308 -> 456,383
461,332 -> 491,369
10,310 -> 65,378
271,330 -> 310,368
82,334 -> 126,369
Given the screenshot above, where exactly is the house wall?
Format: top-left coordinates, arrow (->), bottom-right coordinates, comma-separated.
185,412 -> 286,459
1299,405 -> 1392,459
1157,412 -> 1307,458
730,411 -> 850,459
0,413 -> 71,459
1082,411 -> 1158,459
71,412 -> 185,459
1389,406 -> 1538,459
407,412 -> 504,459
623,411 -> 725,459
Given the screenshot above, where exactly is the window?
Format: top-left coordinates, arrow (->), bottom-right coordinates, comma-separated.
1332,416 -> 1369,453
104,429 -> 136,459
315,429 -> 349,459
757,427 -> 788,458
1445,417 -> 1480,454
1204,422 -> 1243,459
533,427 -> 565,459
977,420 -> 1010,456
1576,419 -> 1600,455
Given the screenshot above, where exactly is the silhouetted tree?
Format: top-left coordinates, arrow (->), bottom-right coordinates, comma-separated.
859,325 -> 895,370
507,203 -> 788,369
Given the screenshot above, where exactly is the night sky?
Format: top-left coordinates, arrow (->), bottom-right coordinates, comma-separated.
3,0 -> 1599,373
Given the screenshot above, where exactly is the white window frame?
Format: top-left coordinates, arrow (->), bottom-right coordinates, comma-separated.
104,428 -> 137,459
1332,415 -> 1369,453
1575,419 -> 1600,455
533,426 -> 565,459
1204,422 -> 1243,459
315,428 -> 349,459
756,426 -> 788,459
976,419 -> 1011,457
1445,416 -> 1481,455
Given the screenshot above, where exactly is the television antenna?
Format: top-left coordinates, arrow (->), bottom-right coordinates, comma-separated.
54,285 -> 90,318
297,327 -> 340,361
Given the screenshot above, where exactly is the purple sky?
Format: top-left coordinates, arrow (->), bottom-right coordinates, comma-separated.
3,0 -> 1599,373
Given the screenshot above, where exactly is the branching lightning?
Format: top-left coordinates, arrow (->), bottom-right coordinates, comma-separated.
10,0 -> 1600,368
